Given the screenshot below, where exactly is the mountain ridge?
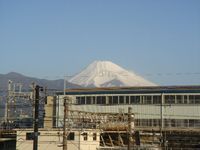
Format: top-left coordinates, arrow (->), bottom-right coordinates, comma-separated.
0,72 -> 81,91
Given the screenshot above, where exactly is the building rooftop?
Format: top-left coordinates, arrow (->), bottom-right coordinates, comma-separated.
58,85 -> 200,95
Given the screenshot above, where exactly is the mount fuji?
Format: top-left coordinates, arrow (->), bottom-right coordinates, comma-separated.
69,61 -> 156,87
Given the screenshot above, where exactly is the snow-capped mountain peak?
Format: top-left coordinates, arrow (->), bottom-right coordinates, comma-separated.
69,60 -> 156,87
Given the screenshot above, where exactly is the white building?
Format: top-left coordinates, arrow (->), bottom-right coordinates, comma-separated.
54,86 -> 200,130
16,129 -> 100,150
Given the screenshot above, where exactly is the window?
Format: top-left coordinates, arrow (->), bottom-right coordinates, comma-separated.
26,132 -> 40,140
26,132 -> 34,140
176,119 -> 184,127
195,95 -> 200,104
130,96 -> 140,104
76,97 -> 81,104
153,96 -> 161,104
97,96 -> 106,104
171,119 -> 176,127
67,132 -> 75,140
92,96 -> 96,104
152,119 -> 160,127
188,95 -> 200,104
143,96 -> 152,104
113,96 -> 118,104
97,96 -> 101,104
184,119 -> 189,127
130,96 -> 134,104
165,95 -> 175,104
81,97 -> 85,104
119,96 -> 124,104
93,133 -> 97,141
189,119 -> 195,127
126,96 -> 129,104
194,120 -> 200,127
184,95 -> 188,104
164,119 -> 171,127
86,97 -> 92,104
189,95 -> 195,104
102,96 -> 106,104
108,96 -> 112,104
176,95 -> 183,104
82,133 -> 88,141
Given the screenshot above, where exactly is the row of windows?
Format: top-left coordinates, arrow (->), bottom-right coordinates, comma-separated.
76,95 -> 200,105
67,132 -> 97,141
165,95 -> 200,104
135,119 -> 200,128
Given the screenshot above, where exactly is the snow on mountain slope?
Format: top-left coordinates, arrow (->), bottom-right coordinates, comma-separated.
69,61 -> 157,87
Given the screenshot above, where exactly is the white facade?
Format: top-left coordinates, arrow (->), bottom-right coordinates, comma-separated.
16,129 -> 100,150
16,129 -> 63,150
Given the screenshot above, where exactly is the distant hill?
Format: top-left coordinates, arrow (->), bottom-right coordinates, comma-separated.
0,72 -> 81,91
0,72 -> 81,119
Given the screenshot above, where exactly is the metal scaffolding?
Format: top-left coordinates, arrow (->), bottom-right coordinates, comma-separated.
62,97 -> 135,150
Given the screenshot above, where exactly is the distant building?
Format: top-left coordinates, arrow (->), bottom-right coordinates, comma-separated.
16,128 -> 100,150
51,86 -> 200,129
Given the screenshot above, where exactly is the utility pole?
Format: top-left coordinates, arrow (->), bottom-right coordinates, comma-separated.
64,76 -> 66,95
63,97 -> 68,150
160,93 -> 164,147
63,75 -> 67,150
31,83 -> 36,120
128,107 -> 133,150
33,85 -> 41,150
5,80 -> 12,124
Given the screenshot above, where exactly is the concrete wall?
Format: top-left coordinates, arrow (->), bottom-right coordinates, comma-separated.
16,129 -> 63,150
44,96 -> 55,129
16,129 -> 100,150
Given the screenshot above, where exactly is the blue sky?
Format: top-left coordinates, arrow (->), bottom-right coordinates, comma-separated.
0,0 -> 200,85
